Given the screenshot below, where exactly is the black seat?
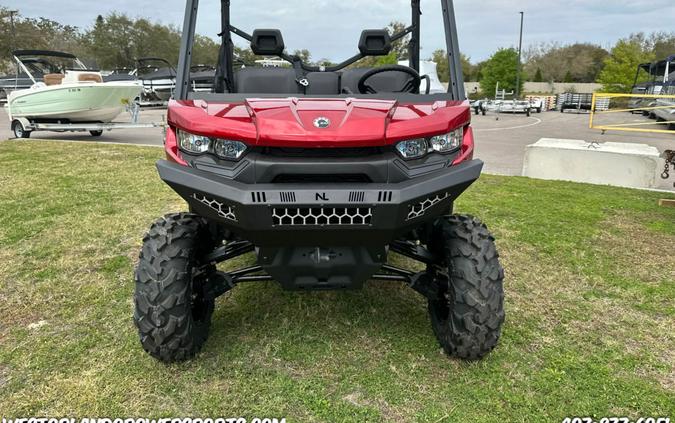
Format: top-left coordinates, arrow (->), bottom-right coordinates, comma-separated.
306,72 -> 340,95
340,68 -> 415,94
235,68 -> 300,94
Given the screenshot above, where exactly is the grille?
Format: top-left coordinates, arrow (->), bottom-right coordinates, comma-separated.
193,194 -> 237,222
407,192 -> 451,220
272,207 -> 372,226
272,174 -> 372,183
261,146 -> 384,158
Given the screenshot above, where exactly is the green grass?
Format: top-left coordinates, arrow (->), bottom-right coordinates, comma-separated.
0,140 -> 673,421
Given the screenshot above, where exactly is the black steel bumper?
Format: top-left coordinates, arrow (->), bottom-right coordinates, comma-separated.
157,159 -> 483,247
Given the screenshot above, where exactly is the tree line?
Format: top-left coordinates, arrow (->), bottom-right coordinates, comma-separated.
1,8 -> 673,95
434,32 -> 674,96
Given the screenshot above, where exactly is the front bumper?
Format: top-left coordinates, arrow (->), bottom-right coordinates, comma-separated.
157,159 -> 483,247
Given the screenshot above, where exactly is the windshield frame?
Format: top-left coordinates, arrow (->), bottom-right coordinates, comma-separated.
174,0 -> 465,101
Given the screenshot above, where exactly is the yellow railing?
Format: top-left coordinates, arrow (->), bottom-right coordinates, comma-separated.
589,92 -> 675,135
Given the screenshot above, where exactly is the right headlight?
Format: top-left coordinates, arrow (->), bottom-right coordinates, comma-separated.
177,129 -> 210,154
176,129 -> 248,160
395,128 -> 464,160
429,127 -> 463,153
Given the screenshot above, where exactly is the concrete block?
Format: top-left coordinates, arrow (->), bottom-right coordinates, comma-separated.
522,138 -> 663,190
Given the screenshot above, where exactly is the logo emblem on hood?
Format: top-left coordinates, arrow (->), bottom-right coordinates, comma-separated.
313,117 -> 331,129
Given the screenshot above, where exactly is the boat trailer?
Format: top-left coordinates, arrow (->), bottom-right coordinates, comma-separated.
9,103 -> 165,139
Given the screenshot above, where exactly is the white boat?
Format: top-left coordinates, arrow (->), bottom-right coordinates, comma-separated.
651,56 -> 675,127
136,57 -> 176,102
5,50 -> 143,124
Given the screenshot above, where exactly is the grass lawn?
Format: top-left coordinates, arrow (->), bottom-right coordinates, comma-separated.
0,140 -> 673,422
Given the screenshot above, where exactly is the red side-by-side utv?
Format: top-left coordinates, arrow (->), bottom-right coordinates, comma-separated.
134,0 -> 505,362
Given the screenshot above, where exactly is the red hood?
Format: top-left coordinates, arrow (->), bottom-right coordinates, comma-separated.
168,97 -> 470,148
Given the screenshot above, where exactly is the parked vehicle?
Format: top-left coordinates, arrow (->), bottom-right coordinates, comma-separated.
529,98 -> 544,113
628,58 -> 675,120
559,93 -> 594,113
134,0 -> 505,363
0,71 -> 36,103
136,57 -> 176,103
650,56 -> 675,127
102,68 -> 137,82
5,50 -> 144,138
189,64 -> 217,93
629,62 -> 653,114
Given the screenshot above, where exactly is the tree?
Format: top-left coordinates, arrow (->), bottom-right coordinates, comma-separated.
0,9 -> 85,72
430,50 -> 472,83
480,48 -> 523,97
533,68 -> 543,82
650,32 -> 675,60
523,42 -> 608,83
431,49 -> 449,83
292,49 -> 311,63
598,34 -> 654,93
192,35 -> 220,65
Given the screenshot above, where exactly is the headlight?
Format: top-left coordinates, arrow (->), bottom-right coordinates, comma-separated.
395,128 -> 464,160
213,139 -> 248,160
177,129 -> 210,154
176,129 -> 248,160
396,139 -> 428,159
429,127 -> 463,153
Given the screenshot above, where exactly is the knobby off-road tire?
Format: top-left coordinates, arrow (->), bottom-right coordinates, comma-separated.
427,215 -> 505,360
134,213 -> 219,362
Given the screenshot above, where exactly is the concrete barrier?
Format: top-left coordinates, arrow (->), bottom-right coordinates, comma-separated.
522,138 -> 668,190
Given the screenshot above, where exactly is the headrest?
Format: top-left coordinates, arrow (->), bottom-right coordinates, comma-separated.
251,29 -> 285,56
358,30 -> 392,56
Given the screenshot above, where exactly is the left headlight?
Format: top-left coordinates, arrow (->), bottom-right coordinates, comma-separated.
213,139 -> 247,160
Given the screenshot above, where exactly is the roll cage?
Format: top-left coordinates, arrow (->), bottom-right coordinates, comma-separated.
173,0 -> 465,101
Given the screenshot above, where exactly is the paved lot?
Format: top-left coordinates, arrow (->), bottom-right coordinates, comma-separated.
472,110 -> 674,175
2,105 -> 674,179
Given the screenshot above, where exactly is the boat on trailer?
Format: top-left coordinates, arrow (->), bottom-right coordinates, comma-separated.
651,56 -> 675,128
4,50 -> 162,138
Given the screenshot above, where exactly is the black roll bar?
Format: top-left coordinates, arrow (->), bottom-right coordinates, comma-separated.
175,0 -> 465,100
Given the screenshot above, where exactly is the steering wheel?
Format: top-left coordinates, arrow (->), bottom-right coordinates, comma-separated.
357,65 -> 422,94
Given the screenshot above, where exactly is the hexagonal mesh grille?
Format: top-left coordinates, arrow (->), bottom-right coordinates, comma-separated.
193,194 -> 237,222
407,192 -> 450,220
272,207 -> 372,226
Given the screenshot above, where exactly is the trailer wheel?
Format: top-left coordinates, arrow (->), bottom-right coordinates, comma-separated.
89,130 -> 104,137
11,120 -> 31,139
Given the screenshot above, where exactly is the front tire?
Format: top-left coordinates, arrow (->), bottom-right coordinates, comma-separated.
134,213 -> 220,362
427,215 -> 505,360
89,130 -> 104,137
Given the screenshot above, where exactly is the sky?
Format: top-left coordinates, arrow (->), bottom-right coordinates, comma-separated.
3,0 -> 675,62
